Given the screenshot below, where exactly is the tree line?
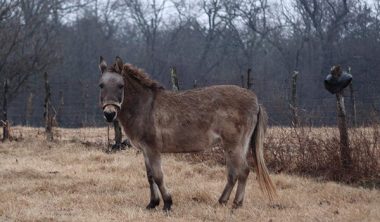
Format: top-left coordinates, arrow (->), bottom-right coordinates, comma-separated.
1,0 -> 379,127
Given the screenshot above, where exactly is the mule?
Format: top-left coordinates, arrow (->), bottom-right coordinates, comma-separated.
98,56 -> 276,211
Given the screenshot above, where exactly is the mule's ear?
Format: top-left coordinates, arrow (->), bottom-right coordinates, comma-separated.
114,56 -> 124,74
99,56 -> 107,74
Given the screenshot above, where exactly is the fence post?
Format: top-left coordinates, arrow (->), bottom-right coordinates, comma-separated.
56,90 -> 64,125
2,79 -> 9,141
44,72 -> 54,141
247,68 -> 253,89
291,71 -> 299,126
25,91 -> 34,126
193,79 -> 198,88
170,67 -> 179,91
336,91 -> 352,169
80,80 -> 89,126
348,67 -> 357,127
330,66 -> 353,170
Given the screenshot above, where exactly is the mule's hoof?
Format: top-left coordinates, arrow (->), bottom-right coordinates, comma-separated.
146,199 -> 160,209
218,199 -> 228,206
162,198 -> 173,212
163,204 -> 171,212
232,202 -> 243,209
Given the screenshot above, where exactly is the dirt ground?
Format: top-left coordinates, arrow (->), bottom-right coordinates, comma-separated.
0,127 -> 379,221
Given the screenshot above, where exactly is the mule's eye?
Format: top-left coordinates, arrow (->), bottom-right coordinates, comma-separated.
99,83 -> 104,88
118,84 -> 124,89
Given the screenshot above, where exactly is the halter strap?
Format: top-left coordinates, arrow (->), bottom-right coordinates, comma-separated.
102,101 -> 121,110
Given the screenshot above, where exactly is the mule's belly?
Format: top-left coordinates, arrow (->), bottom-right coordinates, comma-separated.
158,135 -> 208,153
160,147 -> 205,153
157,126 -> 223,153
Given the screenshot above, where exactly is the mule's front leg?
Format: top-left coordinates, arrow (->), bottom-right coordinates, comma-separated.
144,155 -> 160,209
147,151 -> 173,212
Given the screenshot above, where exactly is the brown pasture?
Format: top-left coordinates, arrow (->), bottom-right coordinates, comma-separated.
0,127 -> 379,221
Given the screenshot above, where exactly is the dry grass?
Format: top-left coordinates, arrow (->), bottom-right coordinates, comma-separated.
0,127 -> 379,221
180,126 -> 380,187
265,126 -> 380,186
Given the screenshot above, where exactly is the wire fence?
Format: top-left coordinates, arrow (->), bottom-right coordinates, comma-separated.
2,77 -> 380,128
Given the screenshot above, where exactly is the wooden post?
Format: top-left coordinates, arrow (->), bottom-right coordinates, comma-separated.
291,71 -> 299,127
348,67 -> 357,127
80,80 -> 89,126
85,82 -> 89,125
2,79 -> 9,141
330,66 -> 352,170
44,72 -> 53,141
336,92 -> 352,169
193,80 -> 198,88
25,91 -> 34,126
56,90 -> 64,125
247,68 -> 253,89
170,67 -> 179,91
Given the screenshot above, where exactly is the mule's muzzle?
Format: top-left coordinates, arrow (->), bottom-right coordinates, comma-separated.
102,104 -> 120,122
104,110 -> 116,122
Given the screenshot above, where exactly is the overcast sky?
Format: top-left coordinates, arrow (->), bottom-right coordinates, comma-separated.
65,0 -> 379,27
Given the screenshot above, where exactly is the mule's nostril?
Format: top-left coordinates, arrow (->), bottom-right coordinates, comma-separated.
104,111 -> 116,122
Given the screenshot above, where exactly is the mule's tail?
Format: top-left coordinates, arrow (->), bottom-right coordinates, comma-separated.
251,105 -> 277,201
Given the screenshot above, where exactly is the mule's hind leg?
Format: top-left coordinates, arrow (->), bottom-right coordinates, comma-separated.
143,155 -> 160,209
146,151 -> 173,212
232,164 -> 250,208
218,143 -> 251,208
231,133 -> 253,209
218,150 -> 241,205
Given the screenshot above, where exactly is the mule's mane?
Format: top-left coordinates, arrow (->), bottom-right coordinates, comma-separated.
121,64 -> 164,90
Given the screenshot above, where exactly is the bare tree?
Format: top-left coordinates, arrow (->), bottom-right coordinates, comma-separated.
297,0 -> 350,74
198,0 -> 223,73
119,0 -> 166,74
0,0 -> 71,105
220,0 -> 273,73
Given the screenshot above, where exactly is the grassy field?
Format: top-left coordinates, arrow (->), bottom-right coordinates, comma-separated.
0,127 -> 379,221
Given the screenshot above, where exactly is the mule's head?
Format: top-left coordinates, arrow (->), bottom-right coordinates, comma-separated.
98,56 -> 124,122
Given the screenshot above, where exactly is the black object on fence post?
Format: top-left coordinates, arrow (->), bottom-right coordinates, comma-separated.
2,79 -> 9,141
324,65 -> 353,170
44,72 -> 54,141
290,71 -> 299,127
170,67 -> 179,91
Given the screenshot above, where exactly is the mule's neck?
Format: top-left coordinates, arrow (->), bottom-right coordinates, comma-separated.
117,74 -> 161,142
119,74 -> 158,119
